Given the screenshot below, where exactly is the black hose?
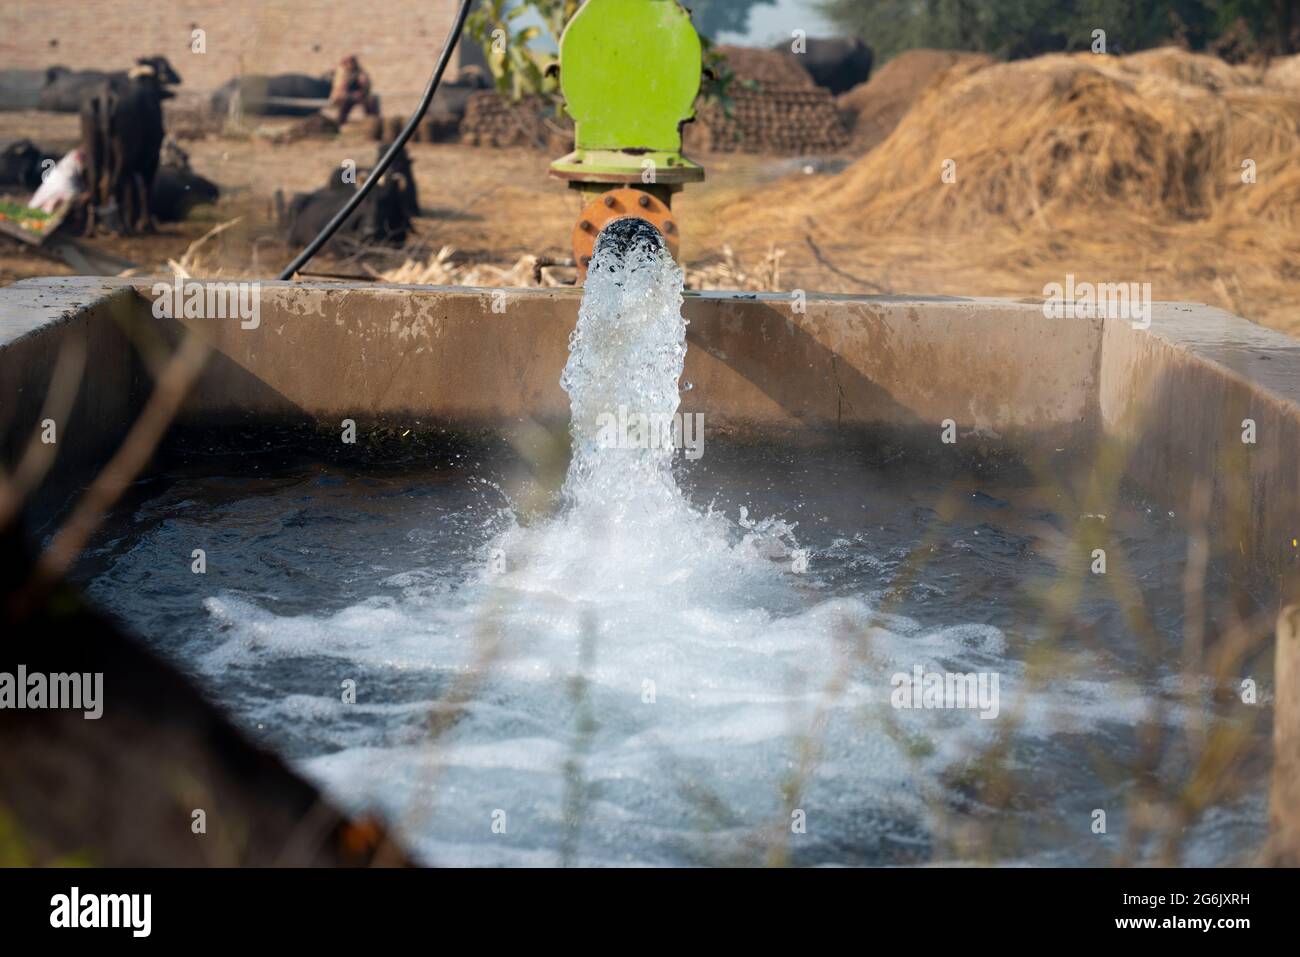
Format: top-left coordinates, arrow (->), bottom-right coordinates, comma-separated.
278,0 -> 475,280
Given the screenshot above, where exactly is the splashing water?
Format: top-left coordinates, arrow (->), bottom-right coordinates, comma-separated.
380,218 -> 1008,864
501,217 -> 798,600
76,217 -> 1269,866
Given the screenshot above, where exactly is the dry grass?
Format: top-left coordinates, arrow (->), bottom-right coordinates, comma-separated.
808,52 -> 1300,231
374,246 -> 555,286
838,49 -> 995,152
372,241 -> 788,292
685,243 -> 785,290
714,49 -> 1300,334
1269,53 -> 1300,89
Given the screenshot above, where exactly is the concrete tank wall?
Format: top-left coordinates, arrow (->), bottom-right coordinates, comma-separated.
128,283 -> 1103,450
0,282 -> 148,514
1,279 -> 1296,582
1100,309 -> 1300,589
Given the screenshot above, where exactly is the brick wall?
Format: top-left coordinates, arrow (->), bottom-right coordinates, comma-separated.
0,0 -> 469,112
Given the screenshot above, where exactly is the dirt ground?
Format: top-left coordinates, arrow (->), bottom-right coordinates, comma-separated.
2,103 -> 1296,338
0,108 -> 822,281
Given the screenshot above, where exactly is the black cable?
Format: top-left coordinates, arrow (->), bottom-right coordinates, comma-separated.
278,0 -> 475,280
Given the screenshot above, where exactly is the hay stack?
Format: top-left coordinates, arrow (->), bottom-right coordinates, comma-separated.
715,49 -> 1300,332
1118,46 -> 1264,90
798,51 -> 1300,233
838,49 -> 993,153
1267,54 -> 1300,90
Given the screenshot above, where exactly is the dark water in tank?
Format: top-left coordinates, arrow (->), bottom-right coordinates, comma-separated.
66,435 -> 1272,867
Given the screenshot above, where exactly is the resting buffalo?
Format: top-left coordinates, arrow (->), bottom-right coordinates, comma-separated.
80,64 -> 172,233
429,70 -> 491,121
376,143 -> 419,219
286,169 -> 413,251
150,168 -> 219,223
0,139 -> 58,192
775,37 -> 874,95
0,68 -> 62,112
210,74 -> 332,117
318,144 -> 417,215
38,56 -> 180,113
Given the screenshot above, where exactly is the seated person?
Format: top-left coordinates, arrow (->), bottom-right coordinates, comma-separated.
329,55 -> 379,123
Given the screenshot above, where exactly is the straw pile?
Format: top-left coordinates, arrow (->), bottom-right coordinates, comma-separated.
685,243 -> 785,290
717,49 -> 1300,332
838,49 -> 993,152
374,246 -> 555,286
1117,46 -> 1265,90
373,243 -> 787,292
1267,53 -> 1300,89
802,51 -> 1300,231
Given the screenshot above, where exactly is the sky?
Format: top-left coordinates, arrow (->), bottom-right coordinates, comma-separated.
514,0 -> 840,52
713,0 -> 838,47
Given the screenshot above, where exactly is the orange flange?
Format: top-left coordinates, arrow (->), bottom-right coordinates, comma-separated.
572,187 -> 679,284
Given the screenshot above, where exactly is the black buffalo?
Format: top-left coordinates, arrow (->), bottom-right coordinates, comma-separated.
136,136 -> 219,223
0,139 -> 58,192
150,142 -> 220,224
80,64 -> 172,233
429,70 -> 491,121
375,143 -> 419,219
286,169 -> 413,251
775,37 -> 874,95
322,165 -> 356,191
149,167 -> 219,222
38,56 -> 181,113
0,68 -> 63,112
297,143 -> 410,237
210,74 -> 332,117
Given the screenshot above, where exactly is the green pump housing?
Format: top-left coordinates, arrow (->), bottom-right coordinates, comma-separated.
549,0 -> 705,199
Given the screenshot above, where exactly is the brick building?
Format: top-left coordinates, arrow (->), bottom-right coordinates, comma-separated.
0,0 -> 480,111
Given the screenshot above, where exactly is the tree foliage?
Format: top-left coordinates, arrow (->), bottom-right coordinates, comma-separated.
466,0 -> 580,99
815,0 -> 1299,63
686,0 -> 780,39
465,0 -> 744,104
